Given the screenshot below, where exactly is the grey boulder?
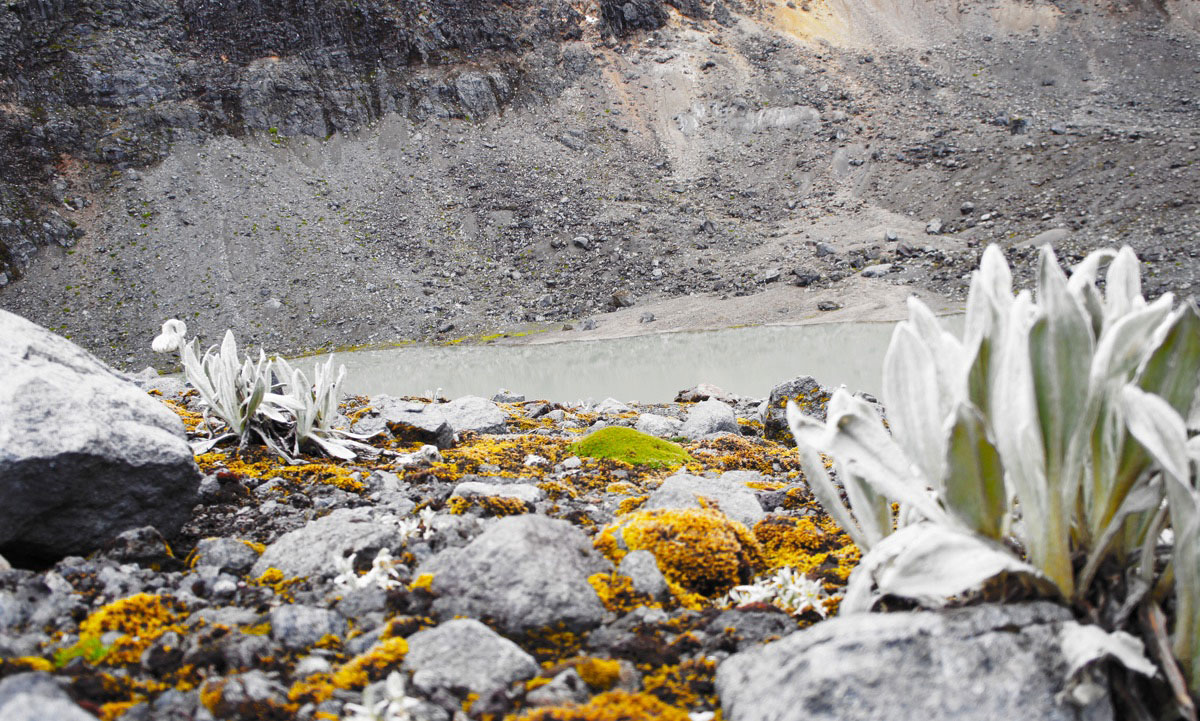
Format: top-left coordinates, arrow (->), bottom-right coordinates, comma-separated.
251,508 -> 408,579
635,413 -> 683,438
0,672 -> 99,721
679,398 -> 739,439
269,604 -> 347,651
403,619 -> 538,697
353,395 -> 454,449
716,602 -> 1112,721
643,472 -> 765,528
440,395 -> 509,435
415,515 -> 610,634
0,310 -> 200,565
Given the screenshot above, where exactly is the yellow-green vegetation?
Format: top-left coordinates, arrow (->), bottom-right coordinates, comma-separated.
289,637 -> 409,705
640,659 -> 718,709
595,508 -> 763,609
571,427 -> 694,468
574,657 -> 623,691
74,593 -> 188,665
753,515 -> 860,590
512,690 -> 691,720
446,494 -> 532,517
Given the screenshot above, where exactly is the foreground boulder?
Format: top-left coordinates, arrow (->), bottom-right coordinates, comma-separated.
761,376 -> 831,443
0,310 -> 199,566
415,515 -> 610,634
715,602 -> 1113,721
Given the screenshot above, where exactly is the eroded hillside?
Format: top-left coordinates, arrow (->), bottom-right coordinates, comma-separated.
0,0 -> 1197,366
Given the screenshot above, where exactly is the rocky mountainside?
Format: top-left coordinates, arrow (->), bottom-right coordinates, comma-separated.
0,0 -> 1198,366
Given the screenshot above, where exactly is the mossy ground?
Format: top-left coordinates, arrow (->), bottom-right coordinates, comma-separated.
0,392 -> 858,721
570,427 -> 694,468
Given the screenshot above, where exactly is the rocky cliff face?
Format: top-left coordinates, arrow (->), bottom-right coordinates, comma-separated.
0,0 -> 1197,366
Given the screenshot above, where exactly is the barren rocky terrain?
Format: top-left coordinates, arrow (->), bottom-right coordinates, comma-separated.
0,0 -> 1198,367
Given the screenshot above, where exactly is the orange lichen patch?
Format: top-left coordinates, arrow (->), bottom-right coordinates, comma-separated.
203,676 -> 297,718
520,626 -> 585,665
161,398 -> 204,433
538,480 -> 575,500
512,690 -> 690,721
251,568 -> 305,601
753,515 -> 860,591
683,435 -> 803,475
605,481 -> 639,495
595,509 -> 763,609
447,495 -> 532,517
99,700 -> 140,721
574,657 -> 623,691
77,593 -> 188,665
436,436 -> 573,481
332,637 -> 409,688
241,540 -> 267,554
381,616 -> 435,639
409,573 -> 435,593
2,656 -> 52,672
616,496 -> 648,514
287,673 -> 336,705
744,480 -> 788,491
641,659 -> 718,710
587,573 -> 659,614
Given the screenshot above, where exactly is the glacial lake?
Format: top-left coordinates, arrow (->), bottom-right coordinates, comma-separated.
325,318 -> 962,403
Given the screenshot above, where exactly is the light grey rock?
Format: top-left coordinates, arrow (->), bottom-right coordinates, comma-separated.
617,549 -> 669,600
0,672 -> 98,721
192,538 -> 262,576
0,310 -> 200,565
269,604 -> 347,651
0,554 -> 9,572
526,668 -> 591,707
351,395 -> 453,447
636,413 -> 684,438
415,515 -> 609,633
860,263 -> 893,278
450,481 -> 544,505
251,507 -> 408,579
680,398 -> 739,439
716,602 -> 1112,721
643,472 -> 764,528
404,619 -> 538,697
925,217 -> 944,234
441,395 -> 508,435
492,389 -> 525,403
595,397 -> 631,414
675,383 -> 736,403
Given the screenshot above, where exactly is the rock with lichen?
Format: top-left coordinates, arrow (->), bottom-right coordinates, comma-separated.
0,310 -> 200,566
415,515 -> 611,634
403,618 -> 538,697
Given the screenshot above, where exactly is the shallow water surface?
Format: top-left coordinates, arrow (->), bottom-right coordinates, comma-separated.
328,319 -> 960,403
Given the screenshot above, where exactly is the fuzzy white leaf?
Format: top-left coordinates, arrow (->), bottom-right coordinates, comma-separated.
883,323 -> 948,491
1123,385 -> 1190,484
842,522 -> 1047,613
1060,621 -> 1158,679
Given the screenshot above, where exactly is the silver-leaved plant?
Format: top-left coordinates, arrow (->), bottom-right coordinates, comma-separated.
789,244 -> 1200,697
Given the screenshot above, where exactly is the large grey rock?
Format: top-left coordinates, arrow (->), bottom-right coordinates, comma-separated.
251,508 -> 408,579
353,395 -> 454,449
617,550 -> 669,600
191,537 -> 262,576
450,481 -> 544,505
415,515 -> 609,633
0,310 -> 200,565
635,413 -> 683,438
440,395 -> 508,435
403,619 -> 538,697
679,398 -> 739,439
716,602 -> 1112,721
762,376 -> 830,444
0,672 -> 98,721
643,472 -> 764,528
269,604 -> 347,651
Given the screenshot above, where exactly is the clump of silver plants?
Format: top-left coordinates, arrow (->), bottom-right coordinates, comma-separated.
152,320 -> 372,461
790,244 -> 1200,709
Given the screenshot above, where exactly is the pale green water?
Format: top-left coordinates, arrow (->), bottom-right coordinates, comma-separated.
321,318 -> 962,403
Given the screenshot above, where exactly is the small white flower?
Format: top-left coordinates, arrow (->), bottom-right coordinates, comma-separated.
152,319 -> 188,353
727,568 -> 831,618
342,671 -> 423,721
333,549 -> 402,591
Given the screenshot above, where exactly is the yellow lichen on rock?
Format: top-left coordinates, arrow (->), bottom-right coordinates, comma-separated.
512,689 -> 691,720
76,593 -> 187,665
574,657 -> 623,691
332,636 -> 409,688
586,572 -> 658,614
753,515 -> 860,590
595,509 -> 763,609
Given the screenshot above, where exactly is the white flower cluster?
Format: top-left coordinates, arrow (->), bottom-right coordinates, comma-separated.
342,672 -> 422,721
727,568 -> 830,618
333,549 -> 403,591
